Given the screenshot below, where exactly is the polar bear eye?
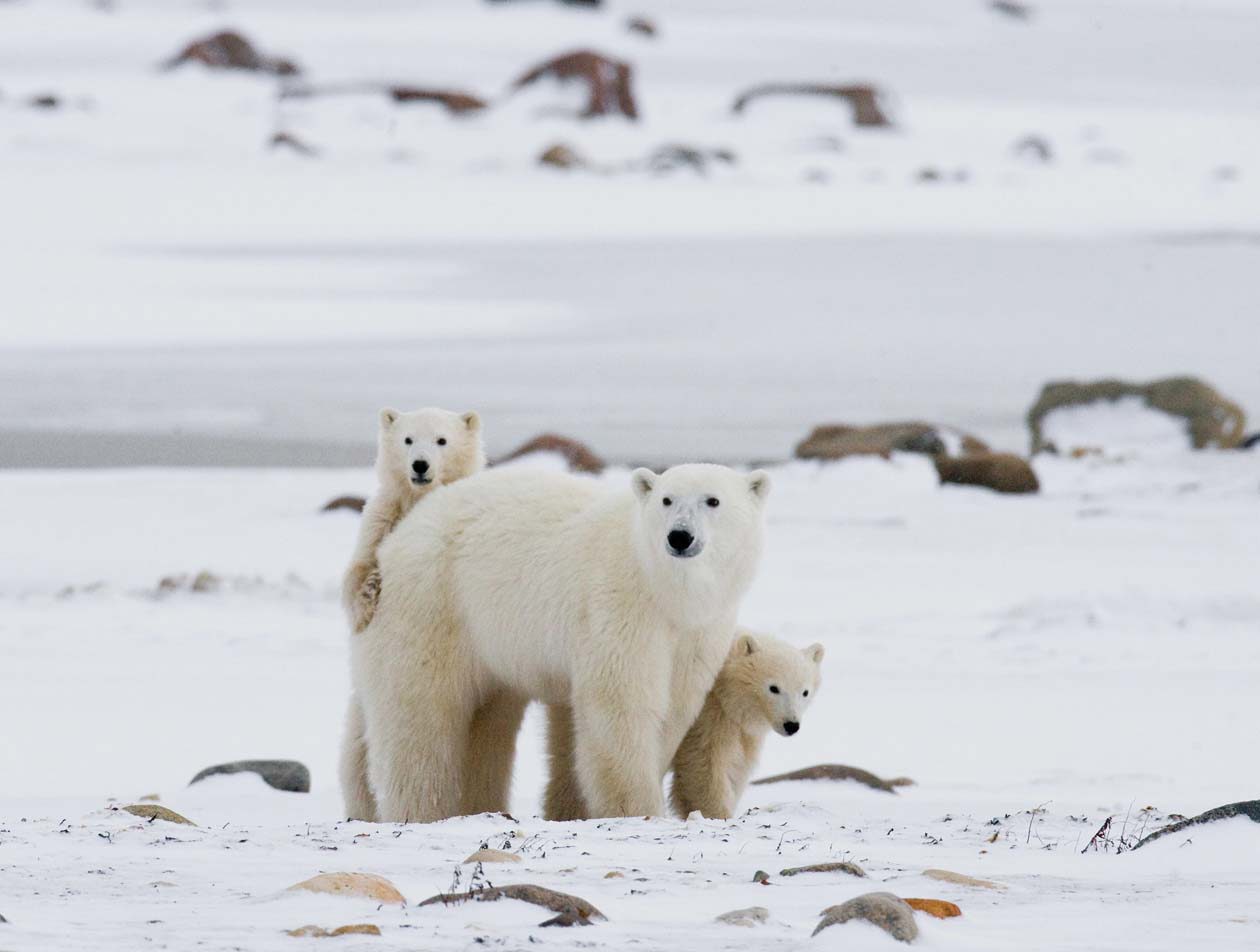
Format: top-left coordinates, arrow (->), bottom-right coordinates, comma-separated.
662,497 -> 672,507
436,437 -> 447,446
769,684 -> 780,694
706,497 -> 720,508
404,437 -> 413,445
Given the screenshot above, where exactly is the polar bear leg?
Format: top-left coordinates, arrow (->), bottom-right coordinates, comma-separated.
459,690 -> 528,816
542,704 -> 590,821
339,693 -> 378,821
573,691 -> 667,818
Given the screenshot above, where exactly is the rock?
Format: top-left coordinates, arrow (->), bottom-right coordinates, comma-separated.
29,94 -> 60,109
888,777 -> 916,788
269,131 -> 318,157
626,16 -> 657,38
1243,433 -> 1260,450
288,873 -> 405,905
512,50 -> 638,120
933,452 -> 1040,494
990,0 -> 1033,19
813,892 -> 918,942
190,760 -> 310,793
1014,134 -> 1053,162
780,862 -> 866,878
752,870 -> 770,884
418,884 -> 605,924
497,433 -> 606,473
922,868 -> 1004,890
286,924 -> 381,937
138,793 -> 161,802
645,144 -> 736,176
1027,376 -> 1247,453
0,912 -> 8,923
795,422 -> 988,461
604,871 -> 624,879
389,87 -> 488,114
161,30 -> 300,76
322,495 -> 366,513
121,804 -> 195,826
716,906 -> 768,927
538,143 -> 588,170
463,848 -> 521,864
190,570 -> 221,593
732,83 -> 892,128
752,764 -> 901,793
903,898 -> 962,918
1134,800 -> 1260,849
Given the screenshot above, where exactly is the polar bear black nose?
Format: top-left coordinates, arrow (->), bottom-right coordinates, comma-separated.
412,459 -> 429,475
783,721 -> 800,735
667,529 -> 694,553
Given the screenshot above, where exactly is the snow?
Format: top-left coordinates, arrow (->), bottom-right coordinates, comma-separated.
1041,396 -> 1193,455
3,456 -> 1259,950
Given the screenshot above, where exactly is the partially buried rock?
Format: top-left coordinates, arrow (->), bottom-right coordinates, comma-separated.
538,143 -> 587,171
796,422 -> 988,461
463,848 -> 521,864
497,433 -> 605,473
752,870 -> 770,884
733,83 -> 892,128
780,862 -> 866,878
716,906 -> 768,927
161,30 -> 300,76
645,143 -> 736,176
269,131 -> 318,157
418,884 -> 604,924
933,452 -> 1039,494
813,892 -> 917,942
922,868 -> 1004,890
322,495 -> 366,514
286,924 -> 381,937
122,804 -> 195,826
626,16 -> 657,38
903,898 -> 961,919
512,49 -> 638,120
288,873 -> 405,905
389,86 -> 487,115
752,764 -> 902,793
190,760 -> 310,793
1134,800 -> 1260,849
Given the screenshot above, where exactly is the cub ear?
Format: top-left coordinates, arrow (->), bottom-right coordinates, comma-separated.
461,410 -> 481,432
804,642 -> 825,664
379,407 -> 400,429
734,632 -> 758,656
747,469 -> 771,501
631,468 -> 656,500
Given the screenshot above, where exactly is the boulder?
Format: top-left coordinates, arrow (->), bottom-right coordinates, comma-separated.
1027,376 -> 1246,453
512,50 -> 638,120
813,892 -> 917,942
1134,800 -> 1260,849
497,433 -> 605,473
161,30 -> 300,76
933,452 -> 1039,494
288,873 -> 405,905
121,804 -> 195,826
796,421 -> 987,461
190,760 -> 310,793
732,83 -> 892,128
463,848 -> 521,864
902,898 -> 962,918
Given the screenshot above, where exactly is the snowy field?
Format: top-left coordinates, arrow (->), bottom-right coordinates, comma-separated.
2,452 -> 1259,949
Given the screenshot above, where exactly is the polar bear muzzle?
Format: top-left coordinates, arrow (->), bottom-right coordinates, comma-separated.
667,528 -> 700,558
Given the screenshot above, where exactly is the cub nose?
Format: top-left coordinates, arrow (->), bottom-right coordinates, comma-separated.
412,459 -> 429,475
783,721 -> 800,735
667,529 -> 694,553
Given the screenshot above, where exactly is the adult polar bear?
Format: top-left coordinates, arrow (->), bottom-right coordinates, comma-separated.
347,462 -> 770,822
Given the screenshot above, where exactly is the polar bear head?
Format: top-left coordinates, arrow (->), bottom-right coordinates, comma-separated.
720,631 -> 824,737
376,407 -> 484,500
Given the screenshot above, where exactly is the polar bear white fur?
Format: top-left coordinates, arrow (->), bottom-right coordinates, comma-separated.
348,462 -> 770,822
668,631 -> 824,819
338,406 -> 483,822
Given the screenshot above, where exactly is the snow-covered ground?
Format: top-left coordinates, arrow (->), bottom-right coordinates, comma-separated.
2,453 -> 1258,949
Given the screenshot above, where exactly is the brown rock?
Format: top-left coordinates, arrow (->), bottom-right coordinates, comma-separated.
322,495 -> 366,514
418,884 -> 605,924
269,131 -> 318,157
389,87 -> 488,114
626,16 -> 658,38
286,924 -> 381,937
752,764 -> 901,793
933,452 -> 1039,494
795,422 -> 988,460
497,433 -> 605,473
288,873 -> 406,905
161,30 -> 300,76
903,898 -> 962,918
922,868 -> 1005,890
779,861 -> 866,878
814,892 -> 917,942
1027,376 -> 1247,453
463,848 -> 521,864
512,50 -> 638,120
732,83 -> 892,128
538,143 -> 587,170
121,804 -> 195,826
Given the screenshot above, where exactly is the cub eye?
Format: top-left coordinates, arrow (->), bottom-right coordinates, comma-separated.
662,497 -> 672,507
404,437 -> 413,445
803,690 -> 810,697
706,497 -> 720,508
436,437 -> 447,446
769,685 -> 780,694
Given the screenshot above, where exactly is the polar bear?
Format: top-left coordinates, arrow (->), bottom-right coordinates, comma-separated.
349,462 -> 770,822
338,406 -> 483,822
669,631 -> 824,819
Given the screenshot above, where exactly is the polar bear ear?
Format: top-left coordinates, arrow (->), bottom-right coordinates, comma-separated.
460,411 -> 481,432
631,468 -> 657,500
379,407 -> 400,429
734,632 -> 758,656
804,642 -> 825,665
747,469 -> 771,501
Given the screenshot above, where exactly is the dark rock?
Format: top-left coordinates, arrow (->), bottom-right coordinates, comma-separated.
646,143 -> 736,175
733,83 -> 892,128
626,16 -> 658,38
1135,800 -> 1260,849
538,143 -> 587,170
813,892 -> 918,942
796,421 -> 988,461
1014,134 -> 1053,162
1241,433 -> 1260,449
497,433 -> 605,473
190,759 -> 310,793
1027,376 -> 1247,453
269,131 -> 318,157
29,94 -> 60,109
512,49 -> 638,120
161,30 -> 300,77
990,0 -> 1033,19
321,495 -> 366,513
780,861 -> 866,878
389,87 -> 488,114
934,452 -> 1040,494
1,912 -> 8,923
418,884 -> 605,924
753,763 -> 901,793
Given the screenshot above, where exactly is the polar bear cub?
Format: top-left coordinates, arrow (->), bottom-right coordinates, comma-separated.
669,631 -> 824,820
341,406 -> 483,634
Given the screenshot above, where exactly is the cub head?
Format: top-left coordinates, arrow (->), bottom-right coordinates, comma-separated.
376,407 -> 484,497
630,463 -> 770,563
721,631 -> 824,737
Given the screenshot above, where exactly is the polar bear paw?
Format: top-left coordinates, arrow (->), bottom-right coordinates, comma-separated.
351,569 -> 382,633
